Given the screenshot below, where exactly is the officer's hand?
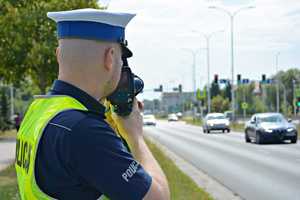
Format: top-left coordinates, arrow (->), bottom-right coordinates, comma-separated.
112,98 -> 144,145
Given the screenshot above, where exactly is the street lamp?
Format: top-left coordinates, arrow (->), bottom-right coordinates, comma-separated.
200,30 -> 224,113
275,52 -> 280,113
209,5 -> 255,120
182,48 -> 202,100
182,48 -> 202,120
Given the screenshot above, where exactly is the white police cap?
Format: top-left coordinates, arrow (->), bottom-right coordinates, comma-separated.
47,8 -> 136,58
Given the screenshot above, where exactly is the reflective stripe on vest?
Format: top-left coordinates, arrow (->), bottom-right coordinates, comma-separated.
15,95 -> 109,200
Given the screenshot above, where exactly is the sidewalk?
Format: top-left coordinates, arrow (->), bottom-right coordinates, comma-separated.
0,138 -> 16,171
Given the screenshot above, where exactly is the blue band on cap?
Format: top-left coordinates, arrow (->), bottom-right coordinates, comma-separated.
57,21 -> 125,42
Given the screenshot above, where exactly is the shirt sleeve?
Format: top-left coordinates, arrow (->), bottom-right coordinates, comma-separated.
69,117 -> 152,200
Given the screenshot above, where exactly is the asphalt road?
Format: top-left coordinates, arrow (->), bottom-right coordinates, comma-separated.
0,138 -> 16,171
145,121 -> 300,200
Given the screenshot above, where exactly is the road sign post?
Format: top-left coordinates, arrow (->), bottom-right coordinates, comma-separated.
242,102 -> 248,119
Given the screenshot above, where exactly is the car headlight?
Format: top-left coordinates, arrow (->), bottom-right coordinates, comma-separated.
264,129 -> 273,133
287,128 -> 294,132
208,122 -> 214,126
225,121 -> 230,126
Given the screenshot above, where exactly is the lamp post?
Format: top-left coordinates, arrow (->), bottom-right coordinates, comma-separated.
209,5 -> 255,120
182,48 -> 202,100
201,30 -> 224,113
182,48 -> 201,120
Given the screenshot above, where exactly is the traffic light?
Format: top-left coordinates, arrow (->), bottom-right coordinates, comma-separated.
262,74 -> 266,83
237,74 -> 241,84
178,84 -> 182,93
214,74 -> 218,84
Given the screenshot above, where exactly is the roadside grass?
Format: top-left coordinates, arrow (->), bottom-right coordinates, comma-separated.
182,116 -> 203,126
0,137 -> 213,200
0,130 -> 17,140
155,115 -> 167,120
0,165 -> 20,200
230,123 -> 245,132
145,139 -> 213,200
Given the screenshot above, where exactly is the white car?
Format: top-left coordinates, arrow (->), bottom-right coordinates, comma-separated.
168,113 -> 178,122
176,112 -> 183,118
203,113 -> 230,133
143,114 -> 157,126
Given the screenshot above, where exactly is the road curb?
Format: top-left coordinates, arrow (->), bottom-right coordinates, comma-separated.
146,135 -> 243,200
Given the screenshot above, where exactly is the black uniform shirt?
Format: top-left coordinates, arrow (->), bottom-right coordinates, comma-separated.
35,80 -> 152,200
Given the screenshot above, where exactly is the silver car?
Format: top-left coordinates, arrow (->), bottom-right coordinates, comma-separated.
203,113 -> 230,133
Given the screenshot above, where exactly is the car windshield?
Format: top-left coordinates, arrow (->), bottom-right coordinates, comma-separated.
207,115 -> 226,120
258,115 -> 285,123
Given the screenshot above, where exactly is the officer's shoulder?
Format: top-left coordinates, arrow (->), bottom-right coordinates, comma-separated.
50,109 -> 112,133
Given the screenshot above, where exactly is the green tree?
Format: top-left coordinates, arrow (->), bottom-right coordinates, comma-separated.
249,96 -> 265,114
0,0 -> 100,93
210,82 -> 220,98
0,87 -> 10,130
211,95 -> 230,113
273,68 -> 300,113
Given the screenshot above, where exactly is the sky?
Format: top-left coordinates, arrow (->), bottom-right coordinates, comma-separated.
101,0 -> 300,100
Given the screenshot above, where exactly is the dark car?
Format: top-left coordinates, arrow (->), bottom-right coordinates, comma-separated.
245,113 -> 298,144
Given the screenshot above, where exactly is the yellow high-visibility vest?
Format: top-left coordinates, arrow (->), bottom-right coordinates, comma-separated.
15,95 -> 109,200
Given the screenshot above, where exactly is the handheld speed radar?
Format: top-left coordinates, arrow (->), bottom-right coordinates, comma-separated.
107,58 -> 144,116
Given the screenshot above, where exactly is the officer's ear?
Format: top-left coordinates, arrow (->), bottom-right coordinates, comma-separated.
104,47 -> 115,72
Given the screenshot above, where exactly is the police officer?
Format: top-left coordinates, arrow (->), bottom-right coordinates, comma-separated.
15,8 -> 170,200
